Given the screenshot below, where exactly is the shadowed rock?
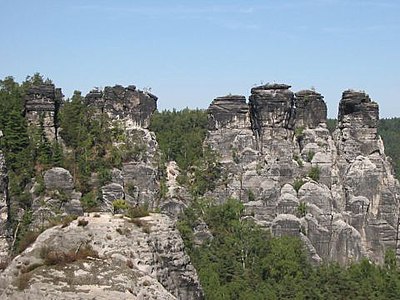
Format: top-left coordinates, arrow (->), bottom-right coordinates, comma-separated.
85,85 -> 157,128
207,95 -> 248,130
335,90 -> 381,161
295,90 -> 327,129
24,83 -> 63,140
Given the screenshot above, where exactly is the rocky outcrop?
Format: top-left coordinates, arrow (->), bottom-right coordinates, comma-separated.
204,84 -> 400,264
0,213 -> 203,299
0,131 -> 9,260
85,85 -> 157,129
30,168 -> 83,228
295,90 -> 327,129
85,86 -> 161,210
43,167 -> 74,193
24,83 -> 63,141
207,95 -> 249,130
335,90 -> 381,161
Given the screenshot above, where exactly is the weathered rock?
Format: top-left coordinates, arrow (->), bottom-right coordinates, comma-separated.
207,95 -> 249,130
24,83 -> 63,141
204,84 -> 400,265
295,90 -> 327,129
123,162 -> 158,207
0,131 -> 10,260
100,183 -> 125,212
0,213 -> 203,299
85,85 -> 157,129
31,168 -> 83,228
335,90 -> 381,161
249,83 -> 296,142
43,167 -> 74,192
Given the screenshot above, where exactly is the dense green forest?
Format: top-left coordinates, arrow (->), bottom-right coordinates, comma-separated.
178,198 -> 400,299
379,118 -> 400,179
2,75 -> 400,299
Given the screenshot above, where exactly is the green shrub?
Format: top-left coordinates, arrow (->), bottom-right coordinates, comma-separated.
112,199 -> 129,213
294,126 -> 305,142
293,179 -> 305,193
126,204 -> 150,219
247,189 -> 256,201
308,166 -> 321,182
80,190 -> 99,211
297,202 -> 307,218
306,151 -> 315,162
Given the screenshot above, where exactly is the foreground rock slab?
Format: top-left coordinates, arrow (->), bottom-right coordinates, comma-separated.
0,213 -> 203,300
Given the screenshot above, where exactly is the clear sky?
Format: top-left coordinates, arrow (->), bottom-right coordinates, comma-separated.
1,0 -> 399,118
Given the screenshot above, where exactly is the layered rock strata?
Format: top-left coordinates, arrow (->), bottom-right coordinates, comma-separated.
205,84 -> 400,264
85,85 -> 157,129
24,83 -> 63,140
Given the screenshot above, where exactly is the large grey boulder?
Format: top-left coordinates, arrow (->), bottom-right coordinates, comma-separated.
43,167 -> 74,192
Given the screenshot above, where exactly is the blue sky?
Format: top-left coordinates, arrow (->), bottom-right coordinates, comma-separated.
1,0 -> 399,118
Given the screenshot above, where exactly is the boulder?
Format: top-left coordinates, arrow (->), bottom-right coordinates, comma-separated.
43,167 -> 74,192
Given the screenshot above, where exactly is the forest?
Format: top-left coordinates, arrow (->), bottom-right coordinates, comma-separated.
1,75 -> 400,299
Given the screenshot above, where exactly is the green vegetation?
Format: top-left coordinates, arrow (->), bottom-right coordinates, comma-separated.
379,118 -> 400,180
326,118 -> 337,133
178,198 -> 400,299
294,126 -> 305,142
308,166 -> 321,182
306,150 -> 315,162
149,108 -> 208,171
297,201 -> 307,217
293,178 -> 305,192
112,199 -> 129,213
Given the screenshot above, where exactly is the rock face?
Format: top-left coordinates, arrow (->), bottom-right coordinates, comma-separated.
24,83 -> 63,140
0,131 -> 9,260
85,85 -> 157,129
335,90 -> 381,161
0,213 -> 203,299
205,84 -> 400,264
295,90 -> 327,129
85,85 -> 161,211
30,167 -> 83,228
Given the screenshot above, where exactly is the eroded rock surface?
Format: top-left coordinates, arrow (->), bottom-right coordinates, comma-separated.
205,84 -> 400,264
85,85 -> 157,129
24,83 -> 63,141
0,131 -> 9,260
0,213 -> 203,299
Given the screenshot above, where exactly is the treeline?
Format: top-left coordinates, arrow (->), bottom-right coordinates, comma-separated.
178,198 -> 400,299
378,118 -> 400,179
0,74 -> 135,223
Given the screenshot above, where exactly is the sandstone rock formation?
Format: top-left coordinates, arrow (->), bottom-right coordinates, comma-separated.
85,85 -> 157,129
24,83 -> 63,141
0,213 -> 203,299
0,131 -> 9,260
85,85 -> 161,211
30,167 -> 83,229
205,84 -> 400,264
